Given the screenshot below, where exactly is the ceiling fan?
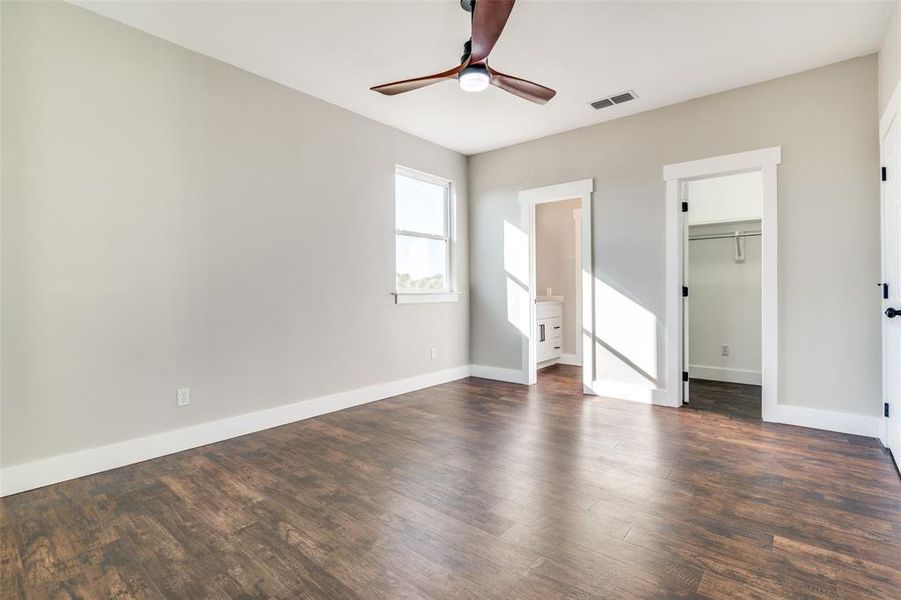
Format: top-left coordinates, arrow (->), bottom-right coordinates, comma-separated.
370,0 -> 556,105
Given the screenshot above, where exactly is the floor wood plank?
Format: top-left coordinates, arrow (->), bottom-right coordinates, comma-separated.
2,365 -> 899,599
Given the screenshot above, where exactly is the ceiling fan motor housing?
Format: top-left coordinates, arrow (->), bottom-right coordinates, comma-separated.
461,39 -> 473,64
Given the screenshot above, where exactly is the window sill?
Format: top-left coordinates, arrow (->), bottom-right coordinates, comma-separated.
393,292 -> 460,305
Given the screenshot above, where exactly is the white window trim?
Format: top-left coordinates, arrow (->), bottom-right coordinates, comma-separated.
394,165 -> 457,304
394,292 -> 459,305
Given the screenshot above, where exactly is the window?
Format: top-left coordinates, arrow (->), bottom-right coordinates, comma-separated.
394,166 -> 456,303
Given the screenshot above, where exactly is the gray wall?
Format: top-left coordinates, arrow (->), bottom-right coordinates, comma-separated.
1,1 -> 469,466
470,55 -> 881,417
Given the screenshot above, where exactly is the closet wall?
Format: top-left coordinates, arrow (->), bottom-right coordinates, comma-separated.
687,172 -> 763,385
688,222 -> 762,384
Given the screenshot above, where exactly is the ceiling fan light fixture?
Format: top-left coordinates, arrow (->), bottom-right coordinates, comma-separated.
459,65 -> 490,92
371,1 -> 555,104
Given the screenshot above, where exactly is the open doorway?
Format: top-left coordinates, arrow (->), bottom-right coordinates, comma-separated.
683,172 -> 763,420
663,147 -> 780,420
518,179 -> 594,393
534,199 -> 582,382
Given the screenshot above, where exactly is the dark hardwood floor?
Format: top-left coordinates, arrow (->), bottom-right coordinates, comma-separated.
3,365 -> 900,599
687,378 -> 762,421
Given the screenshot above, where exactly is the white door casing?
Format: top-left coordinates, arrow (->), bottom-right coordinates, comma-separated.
519,179 -> 594,392
663,147 -> 780,412
574,208 -> 583,365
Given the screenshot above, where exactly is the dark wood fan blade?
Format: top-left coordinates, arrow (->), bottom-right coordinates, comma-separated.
487,66 -> 555,104
371,64 -> 465,95
470,0 -> 516,64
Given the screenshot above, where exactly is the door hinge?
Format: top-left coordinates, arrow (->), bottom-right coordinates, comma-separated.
879,282 -> 889,299
682,371 -> 689,382
885,402 -> 890,418
882,166 -> 888,182
681,201 -> 688,212
682,285 -> 688,297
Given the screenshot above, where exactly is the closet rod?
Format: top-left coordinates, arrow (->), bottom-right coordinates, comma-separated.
689,230 -> 761,241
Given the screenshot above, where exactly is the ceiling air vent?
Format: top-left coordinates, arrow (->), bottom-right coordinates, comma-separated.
590,90 -> 638,110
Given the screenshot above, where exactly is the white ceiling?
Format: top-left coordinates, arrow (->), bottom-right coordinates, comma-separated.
77,1 -> 894,155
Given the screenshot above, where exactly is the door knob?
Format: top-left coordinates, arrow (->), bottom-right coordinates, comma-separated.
887,307 -> 901,319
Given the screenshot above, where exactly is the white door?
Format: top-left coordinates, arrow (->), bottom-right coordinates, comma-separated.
682,182 -> 691,404
882,114 -> 901,455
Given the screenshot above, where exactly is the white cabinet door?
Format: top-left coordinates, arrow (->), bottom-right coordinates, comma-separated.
537,317 -> 563,362
537,318 -> 553,362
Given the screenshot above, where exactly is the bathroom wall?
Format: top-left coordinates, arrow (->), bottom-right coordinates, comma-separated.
536,199 -> 581,359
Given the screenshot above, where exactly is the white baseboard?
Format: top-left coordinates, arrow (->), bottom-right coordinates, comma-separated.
559,353 -> 581,366
686,366 -> 877,438
764,403 -> 881,439
0,366 -> 471,497
469,364 -> 527,384
689,365 -> 762,385
3,363 -> 880,496
537,355 -> 580,370
591,379 -> 661,405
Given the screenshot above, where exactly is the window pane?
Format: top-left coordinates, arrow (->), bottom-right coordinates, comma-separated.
395,173 -> 446,236
396,235 -> 447,291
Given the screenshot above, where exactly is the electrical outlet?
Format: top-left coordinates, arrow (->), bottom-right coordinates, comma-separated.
720,344 -> 730,357
176,387 -> 190,407
430,347 -> 438,360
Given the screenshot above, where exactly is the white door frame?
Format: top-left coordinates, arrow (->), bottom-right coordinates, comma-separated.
519,179 -> 594,392
663,147 -> 781,412
573,208 -> 583,365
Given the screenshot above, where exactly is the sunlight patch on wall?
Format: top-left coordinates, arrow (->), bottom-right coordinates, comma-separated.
506,277 -> 530,337
503,221 -> 529,285
504,221 -> 531,337
595,278 -> 658,381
